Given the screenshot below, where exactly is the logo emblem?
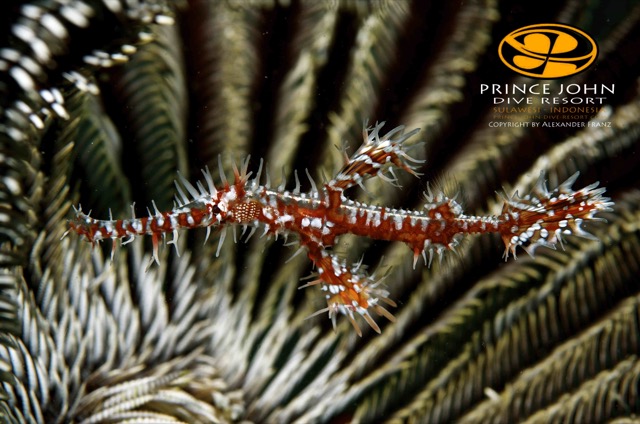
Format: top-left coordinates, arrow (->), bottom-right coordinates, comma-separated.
498,23 -> 598,78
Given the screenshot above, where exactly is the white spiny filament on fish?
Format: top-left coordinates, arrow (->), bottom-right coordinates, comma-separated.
66,122 -> 614,336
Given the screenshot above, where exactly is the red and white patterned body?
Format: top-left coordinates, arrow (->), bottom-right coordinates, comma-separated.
68,122 -> 614,335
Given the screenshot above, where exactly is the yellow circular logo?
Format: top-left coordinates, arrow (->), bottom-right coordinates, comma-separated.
498,23 -> 598,78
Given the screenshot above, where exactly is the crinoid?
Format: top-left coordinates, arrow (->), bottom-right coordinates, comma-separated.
2,1 -> 640,423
